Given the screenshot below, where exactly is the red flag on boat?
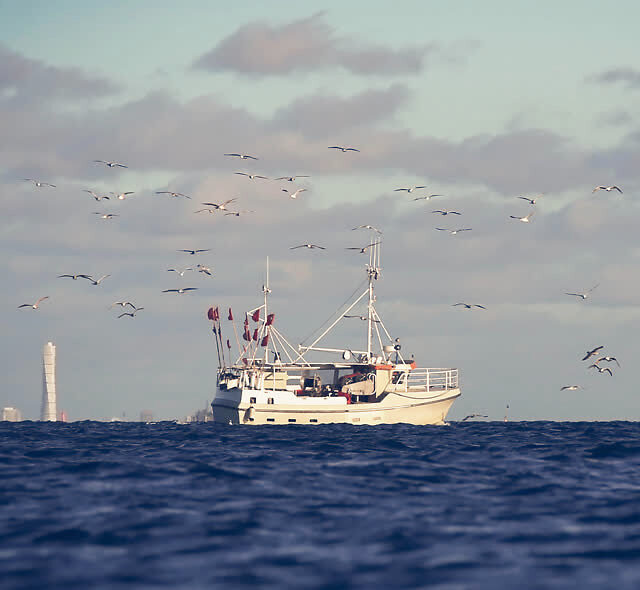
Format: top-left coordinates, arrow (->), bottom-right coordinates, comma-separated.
252,309 -> 260,322
207,307 -> 214,320
252,328 -> 258,341
228,308 -> 233,321
243,328 -> 250,341
226,339 -> 231,349
212,307 -> 219,321
261,335 -> 269,347
266,313 -> 275,326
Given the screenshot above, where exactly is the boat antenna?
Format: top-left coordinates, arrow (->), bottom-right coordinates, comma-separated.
263,256 -> 271,363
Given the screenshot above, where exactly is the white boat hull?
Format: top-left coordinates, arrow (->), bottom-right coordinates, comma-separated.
212,388 -> 461,426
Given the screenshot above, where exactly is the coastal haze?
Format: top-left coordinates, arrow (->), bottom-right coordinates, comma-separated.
2,1 -> 640,421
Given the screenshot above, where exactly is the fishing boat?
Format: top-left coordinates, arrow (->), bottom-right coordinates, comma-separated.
208,238 -> 460,425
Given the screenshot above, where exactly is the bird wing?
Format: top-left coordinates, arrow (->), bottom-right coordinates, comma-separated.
435,228 -> 447,231
17,304 -> 31,308
162,289 -> 178,293
475,305 -> 486,309
613,186 -> 623,193
604,368 -> 613,375
36,296 -> 49,305
450,211 -> 462,215
224,153 -> 241,157
183,288 -> 198,291
394,188 -> 409,192
346,148 -> 360,152
565,293 -> 582,297
327,146 -> 343,150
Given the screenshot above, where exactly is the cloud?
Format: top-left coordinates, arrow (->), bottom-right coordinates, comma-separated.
0,42 -> 118,104
192,14 -> 433,76
588,67 -> 640,89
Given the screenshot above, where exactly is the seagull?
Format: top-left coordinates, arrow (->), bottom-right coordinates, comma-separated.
565,284 -> 599,300
510,211 -> 534,223
118,307 -> 144,319
162,287 -> 199,294
94,160 -> 128,168
58,274 -> 91,280
593,185 -> 622,193
224,210 -> 255,217
588,364 -> 613,376
453,303 -> 486,310
328,146 -> 360,152
282,188 -> 307,199
18,296 -> 49,309
196,264 -> 213,275
344,315 -> 380,322
93,212 -> 119,219
461,414 -> 488,421
275,175 -> 309,182
110,192 -> 134,200
155,191 -> 190,199
560,385 -> 582,391
352,225 -> 382,233
433,209 -> 461,216
194,208 -> 218,215
235,172 -> 268,180
178,249 -> 210,255
84,190 -> 110,201
517,194 -> 543,205
413,194 -> 442,201
81,274 -> 111,286
110,301 -> 137,309
201,199 -> 237,210
435,228 -> 472,235
24,179 -> 55,188
224,153 -> 258,160
395,186 -> 426,193
595,356 -> 620,367
290,244 -> 325,250
582,346 -> 604,361
345,242 -> 381,253
167,268 -> 194,276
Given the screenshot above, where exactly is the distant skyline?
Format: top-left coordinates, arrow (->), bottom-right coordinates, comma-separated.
1,1 -> 639,421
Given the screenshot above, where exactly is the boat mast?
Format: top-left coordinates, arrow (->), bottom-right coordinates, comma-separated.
366,235 -> 381,361
263,256 -> 271,364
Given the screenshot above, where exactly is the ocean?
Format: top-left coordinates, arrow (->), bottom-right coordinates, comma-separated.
1,421 -> 639,589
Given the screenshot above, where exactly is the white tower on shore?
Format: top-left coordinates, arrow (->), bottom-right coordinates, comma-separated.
41,341 -> 57,421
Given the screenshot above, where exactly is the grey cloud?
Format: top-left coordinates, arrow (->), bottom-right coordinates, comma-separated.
192,14 -> 432,76
588,67 -> 640,89
0,43 -> 118,103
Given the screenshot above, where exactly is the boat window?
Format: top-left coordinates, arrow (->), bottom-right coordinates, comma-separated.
288,418 -> 296,423
267,398 -> 274,405
250,397 -> 256,404
310,418 -> 318,423
267,418 -> 275,422
392,371 -> 403,384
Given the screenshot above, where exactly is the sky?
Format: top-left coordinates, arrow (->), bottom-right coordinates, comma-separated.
1,0 -> 640,421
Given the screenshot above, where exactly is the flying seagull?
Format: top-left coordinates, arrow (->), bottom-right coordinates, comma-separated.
595,356 -> 620,367
196,264 -> 213,275
346,242 -> 381,253
510,211 -> 534,223
588,364 -> 613,376
560,385 -> 582,391
84,190 -> 110,201
110,191 -> 134,200
282,188 -> 307,199
24,179 -> 55,188
275,175 -> 309,182
395,186 -> 426,193
111,301 -> 137,309
94,160 -> 128,168
592,185 -> 622,193
413,194 -> 442,201
582,346 -> 604,361
81,274 -> 111,286
155,191 -> 190,199
565,284 -> 599,300
435,228 -> 472,235
118,307 -> 144,319
461,414 -> 488,421
235,172 -> 268,180
201,199 -> 237,210
18,296 -> 49,309
194,208 -> 218,215
224,153 -> 258,160
178,249 -> 210,255
453,303 -> 486,310
58,274 -> 91,280
167,268 -> 194,276
328,146 -> 360,152
93,212 -> 119,219
162,287 -> 199,294
290,244 -> 326,250
352,225 -> 382,234
224,210 -> 255,217
517,194 -> 543,205
344,315 -> 380,322
433,209 -> 461,216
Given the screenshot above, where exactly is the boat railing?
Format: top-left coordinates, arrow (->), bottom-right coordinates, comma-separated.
406,368 -> 458,391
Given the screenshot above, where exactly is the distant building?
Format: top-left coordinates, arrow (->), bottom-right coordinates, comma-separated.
2,407 -> 22,422
41,341 -> 57,421
140,410 -> 153,423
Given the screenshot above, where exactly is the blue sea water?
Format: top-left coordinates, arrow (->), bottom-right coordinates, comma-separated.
1,421 -> 639,589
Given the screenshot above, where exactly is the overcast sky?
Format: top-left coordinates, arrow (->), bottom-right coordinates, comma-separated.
2,0 -> 640,421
